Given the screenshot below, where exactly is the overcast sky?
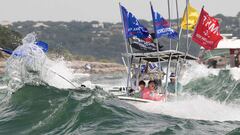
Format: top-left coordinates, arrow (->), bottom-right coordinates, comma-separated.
0,0 -> 239,23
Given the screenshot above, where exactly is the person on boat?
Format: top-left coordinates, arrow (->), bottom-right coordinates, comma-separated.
200,50 -> 220,68
235,51 -> 240,67
138,80 -> 146,91
167,73 -> 182,94
132,80 -> 146,98
141,80 -> 165,101
215,55 -> 227,68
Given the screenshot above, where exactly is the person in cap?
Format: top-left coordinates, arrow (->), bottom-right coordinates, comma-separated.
167,73 -> 182,94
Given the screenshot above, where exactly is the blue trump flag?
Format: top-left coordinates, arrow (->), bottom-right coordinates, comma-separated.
150,3 -> 178,39
120,4 -> 149,39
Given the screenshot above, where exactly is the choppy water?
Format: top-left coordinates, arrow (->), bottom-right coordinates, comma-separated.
0,69 -> 240,135
1,33 -> 240,135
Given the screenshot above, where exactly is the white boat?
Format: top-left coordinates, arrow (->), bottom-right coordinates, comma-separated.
199,38 -> 240,68
115,1 -> 197,103
118,96 -> 156,103
109,50 -> 197,103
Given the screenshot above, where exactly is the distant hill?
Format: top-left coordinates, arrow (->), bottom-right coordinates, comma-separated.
9,21 -> 126,62
2,12 -> 240,63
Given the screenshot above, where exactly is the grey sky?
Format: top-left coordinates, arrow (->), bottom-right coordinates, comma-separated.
0,0 -> 239,22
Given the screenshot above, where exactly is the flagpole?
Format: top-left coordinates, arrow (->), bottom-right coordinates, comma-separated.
176,26 -> 183,51
175,0 -> 181,51
185,0 -> 191,60
165,0 -> 173,93
186,0 -> 189,59
177,4 -> 188,51
150,2 -> 162,84
184,6 -> 204,60
174,0 -> 181,95
175,0 -> 180,31
119,3 -> 131,90
167,0 -> 172,50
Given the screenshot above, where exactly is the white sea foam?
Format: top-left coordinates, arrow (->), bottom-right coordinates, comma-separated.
181,61 -> 240,84
130,95 -> 240,122
229,67 -> 240,80
180,61 -> 220,85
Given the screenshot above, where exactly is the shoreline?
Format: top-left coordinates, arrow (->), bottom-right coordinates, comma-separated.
68,60 -> 126,74
0,59 -> 126,74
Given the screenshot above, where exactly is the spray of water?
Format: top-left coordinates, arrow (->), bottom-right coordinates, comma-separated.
5,33 -> 78,92
230,67 -> 240,80
140,64 -> 240,121
181,61 -> 240,84
118,62 -> 240,122
180,61 -> 220,85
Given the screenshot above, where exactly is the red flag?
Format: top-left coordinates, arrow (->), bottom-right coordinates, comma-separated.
192,8 -> 223,50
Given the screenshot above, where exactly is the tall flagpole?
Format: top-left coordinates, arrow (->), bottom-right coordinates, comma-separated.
167,0 -> 172,50
150,2 -> 162,81
119,3 -> 131,90
175,0 -> 180,32
176,28 -> 183,51
165,0 -> 173,92
185,0 -> 189,59
175,0 -> 181,51
184,6 -> 203,60
175,0 -> 181,95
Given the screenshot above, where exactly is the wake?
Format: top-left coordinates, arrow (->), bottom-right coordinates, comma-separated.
132,95 -> 240,121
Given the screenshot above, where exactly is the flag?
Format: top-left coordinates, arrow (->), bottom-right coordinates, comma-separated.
150,3 -> 178,39
192,8 -> 223,50
181,4 -> 199,31
120,4 -> 149,39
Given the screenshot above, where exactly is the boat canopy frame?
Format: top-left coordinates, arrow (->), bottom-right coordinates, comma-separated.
121,49 -> 198,95
122,50 -> 198,62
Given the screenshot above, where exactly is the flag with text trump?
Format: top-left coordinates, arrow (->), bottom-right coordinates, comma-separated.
192,8 -> 223,50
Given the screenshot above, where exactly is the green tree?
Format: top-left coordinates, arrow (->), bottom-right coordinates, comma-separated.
0,26 -> 22,57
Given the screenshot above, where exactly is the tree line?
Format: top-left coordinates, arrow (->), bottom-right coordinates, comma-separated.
0,12 -> 239,62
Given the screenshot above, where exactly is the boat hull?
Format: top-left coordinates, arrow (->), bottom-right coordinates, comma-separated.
118,95 -> 166,104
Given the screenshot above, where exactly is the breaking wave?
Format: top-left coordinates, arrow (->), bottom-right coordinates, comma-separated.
4,33 -> 78,92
